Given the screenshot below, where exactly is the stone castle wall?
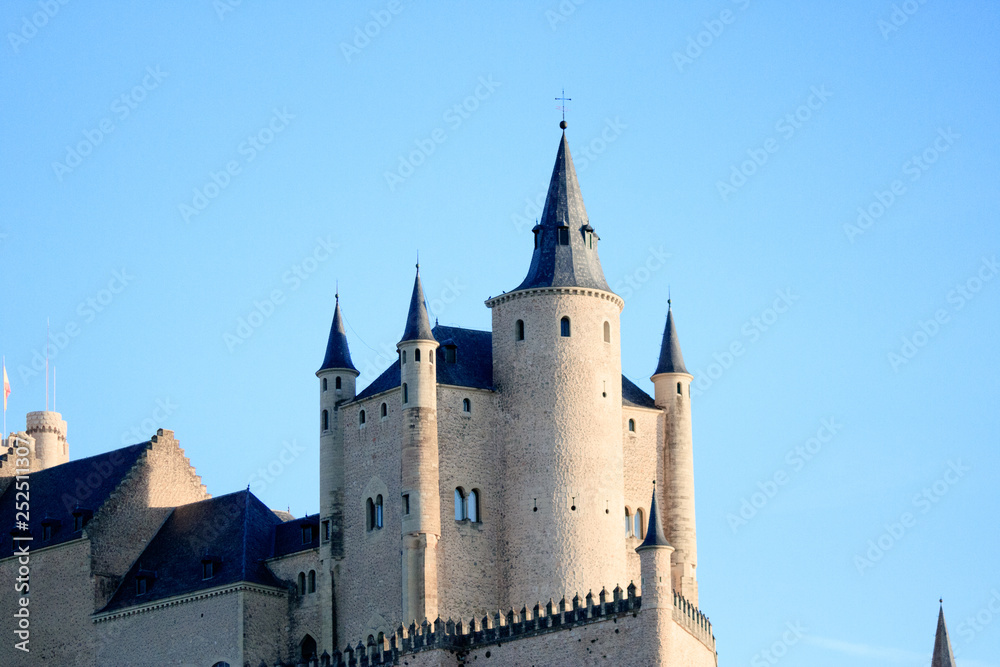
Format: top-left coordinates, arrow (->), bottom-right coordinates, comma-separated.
622,404 -> 662,585
490,289 -> 627,609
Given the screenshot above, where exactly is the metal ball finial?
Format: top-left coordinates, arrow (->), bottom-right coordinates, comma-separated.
560,120 -> 568,130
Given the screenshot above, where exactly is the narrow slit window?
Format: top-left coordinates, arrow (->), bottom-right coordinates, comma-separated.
380,402 -> 387,418
628,418 -> 635,432
335,376 -> 342,390
366,498 -> 375,531
560,317 -> 571,337
604,321 -> 611,343
677,382 -> 682,395
375,495 -> 383,529
322,410 -> 329,432
462,398 -> 471,413
515,319 -> 525,341
359,410 -> 366,425
322,377 -> 327,391
454,488 -> 466,521
402,383 -> 408,404
469,489 -> 480,523
414,349 -> 421,362
634,509 -> 645,539
625,508 -> 633,537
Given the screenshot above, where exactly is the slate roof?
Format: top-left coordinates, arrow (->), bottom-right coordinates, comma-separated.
356,325 -> 494,400
513,130 -> 611,292
636,485 -> 672,551
931,604 -> 956,667
100,490 -> 284,613
653,304 -> 688,376
318,296 -> 358,373
0,442 -> 149,558
623,376 -> 657,409
356,325 -> 657,410
400,268 -> 435,343
272,513 -> 320,559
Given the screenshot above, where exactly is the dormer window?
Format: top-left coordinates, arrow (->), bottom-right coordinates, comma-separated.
41,517 -> 60,541
558,226 -> 570,245
443,345 -> 457,364
136,569 -> 156,595
201,555 -> 221,580
72,507 -> 93,532
301,524 -> 315,544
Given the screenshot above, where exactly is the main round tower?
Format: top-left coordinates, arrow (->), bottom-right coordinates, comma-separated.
487,124 -> 626,608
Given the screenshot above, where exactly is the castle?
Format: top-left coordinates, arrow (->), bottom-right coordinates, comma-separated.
0,125 -> 720,666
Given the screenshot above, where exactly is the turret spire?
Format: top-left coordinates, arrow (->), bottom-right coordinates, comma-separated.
636,482 -> 672,551
654,301 -> 688,376
318,294 -> 357,373
931,602 -> 956,667
512,130 -> 610,292
400,264 -> 435,343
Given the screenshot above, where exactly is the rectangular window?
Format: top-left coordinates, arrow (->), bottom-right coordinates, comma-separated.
558,227 -> 570,245
74,515 -> 83,531
302,525 -> 313,544
202,561 -> 214,580
136,578 -> 147,595
402,494 -> 410,515
322,520 -> 330,542
42,525 -> 52,541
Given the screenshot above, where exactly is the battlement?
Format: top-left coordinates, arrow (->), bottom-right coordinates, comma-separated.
274,586 -> 714,666
26,410 -> 68,440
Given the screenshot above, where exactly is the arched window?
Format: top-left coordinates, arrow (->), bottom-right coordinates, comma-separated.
429,349 -> 434,363
297,572 -> 306,594
322,410 -> 329,432
322,377 -> 327,391
462,398 -> 471,413
402,383 -> 408,404
308,570 -> 316,593
414,348 -> 421,362
604,321 -> 611,343
380,402 -> 387,418
515,319 -> 525,341
375,495 -> 383,529
628,418 -> 635,432
634,509 -> 645,539
625,508 -> 633,537
377,631 -> 385,649
560,317 -> 571,337
402,350 -> 406,363
335,376 -> 342,390
469,489 -> 480,523
677,382 -> 682,395
212,663 -> 231,667
300,634 -> 317,661
366,498 -> 375,531
359,409 -> 366,425
454,488 -> 466,521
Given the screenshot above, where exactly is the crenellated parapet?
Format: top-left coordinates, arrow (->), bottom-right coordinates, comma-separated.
276,586 -> 715,666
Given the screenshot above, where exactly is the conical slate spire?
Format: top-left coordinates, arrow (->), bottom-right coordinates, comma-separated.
636,482 -> 672,551
512,128 -> 610,292
400,265 -> 435,343
653,300 -> 688,376
318,294 -> 357,373
931,603 -> 956,667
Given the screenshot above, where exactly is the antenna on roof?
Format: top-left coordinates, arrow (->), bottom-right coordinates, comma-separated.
45,318 -> 50,411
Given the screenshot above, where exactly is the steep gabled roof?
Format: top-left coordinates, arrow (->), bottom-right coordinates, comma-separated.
99,490 -> 284,613
512,130 -> 611,292
318,296 -> 358,373
356,325 -> 494,400
0,442 -> 149,558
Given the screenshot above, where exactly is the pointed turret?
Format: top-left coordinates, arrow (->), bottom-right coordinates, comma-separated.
318,295 -> 358,373
653,300 -> 687,375
400,266 -> 436,343
513,127 -> 610,292
636,483 -> 672,551
931,602 -> 956,667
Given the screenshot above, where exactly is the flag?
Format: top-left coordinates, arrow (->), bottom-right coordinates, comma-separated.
3,362 -> 9,412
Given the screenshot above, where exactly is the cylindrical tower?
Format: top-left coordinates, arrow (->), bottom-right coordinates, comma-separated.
26,410 -> 68,471
316,293 -> 359,652
635,484 -> 675,661
488,127 -> 626,609
651,301 -> 698,604
397,266 -> 441,625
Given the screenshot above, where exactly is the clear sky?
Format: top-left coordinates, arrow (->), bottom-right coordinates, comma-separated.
2,1 -> 998,665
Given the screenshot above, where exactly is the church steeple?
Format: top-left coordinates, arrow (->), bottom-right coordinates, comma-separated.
653,300 -> 688,376
931,602 -> 956,667
512,125 -> 610,292
400,265 -> 435,343
318,294 -> 357,373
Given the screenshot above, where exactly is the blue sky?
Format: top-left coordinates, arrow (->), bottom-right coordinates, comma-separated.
2,1 -> 998,665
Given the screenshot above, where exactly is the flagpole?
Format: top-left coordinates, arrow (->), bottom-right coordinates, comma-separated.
2,355 -> 6,443
46,319 -> 50,412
